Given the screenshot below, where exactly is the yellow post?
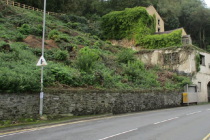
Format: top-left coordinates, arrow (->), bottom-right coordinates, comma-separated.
183,93 -> 188,103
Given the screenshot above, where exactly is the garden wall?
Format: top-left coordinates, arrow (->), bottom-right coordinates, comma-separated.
0,89 -> 182,120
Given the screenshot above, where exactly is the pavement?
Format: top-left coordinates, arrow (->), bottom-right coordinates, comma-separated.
0,104 -> 210,140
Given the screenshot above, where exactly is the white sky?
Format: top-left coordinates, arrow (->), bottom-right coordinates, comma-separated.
204,0 -> 210,7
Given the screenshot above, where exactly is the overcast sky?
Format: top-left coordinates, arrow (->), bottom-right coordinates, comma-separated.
204,0 -> 210,7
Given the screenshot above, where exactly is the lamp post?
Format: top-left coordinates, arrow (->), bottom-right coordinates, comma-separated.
40,0 -> 47,116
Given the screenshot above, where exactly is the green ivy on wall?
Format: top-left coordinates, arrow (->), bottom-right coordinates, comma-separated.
101,7 -> 155,40
136,29 -> 183,49
195,53 -> 201,72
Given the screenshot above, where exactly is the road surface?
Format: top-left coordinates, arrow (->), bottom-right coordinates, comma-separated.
1,104 -> 210,140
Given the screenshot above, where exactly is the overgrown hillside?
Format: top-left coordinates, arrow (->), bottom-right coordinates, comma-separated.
0,2 -> 191,93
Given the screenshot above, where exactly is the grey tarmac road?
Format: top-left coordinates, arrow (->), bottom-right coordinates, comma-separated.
1,104 -> 210,140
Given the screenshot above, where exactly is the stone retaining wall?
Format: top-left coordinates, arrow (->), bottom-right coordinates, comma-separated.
0,89 -> 182,120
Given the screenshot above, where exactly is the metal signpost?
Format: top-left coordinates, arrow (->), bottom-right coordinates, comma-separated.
36,0 -> 47,116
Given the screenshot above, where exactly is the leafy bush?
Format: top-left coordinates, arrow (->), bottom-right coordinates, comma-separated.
15,33 -> 24,42
117,49 -> 136,63
17,24 -> 31,35
31,24 -> 42,36
48,30 -> 69,42
49,66 -> 80,86
67,22 -> 79,29
54,50 -> 68,61
123,60 -> 145,79
76,46 -> 101,72
17,23 -> 42,36
139,70 -> 160,88
75,36 -> 91,45
60,14 -> 88,24
0,41 -> 8,48
172,74 -> 192,88
48,29 -> 60,40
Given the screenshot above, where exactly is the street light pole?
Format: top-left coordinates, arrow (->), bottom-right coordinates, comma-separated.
40,0 -> 47,116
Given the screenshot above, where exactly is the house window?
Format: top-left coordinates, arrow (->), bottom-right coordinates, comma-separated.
158,19 -> 160,25
158,27 -> 160,32
200,54 -> 205,66
198,82 -> 201,92
163,52 -> 179,64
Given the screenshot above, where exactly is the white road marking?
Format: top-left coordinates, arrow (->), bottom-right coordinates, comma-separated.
206,109 -> 210,111
186,111 -> 201,116
154,117 -> 179,125
98,128 -> 138,140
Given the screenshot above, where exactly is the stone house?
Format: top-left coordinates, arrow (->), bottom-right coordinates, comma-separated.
146,5 -> 165,32
110,6 -> 192,48
146,6 -> 192,45
136,45 -> 210,103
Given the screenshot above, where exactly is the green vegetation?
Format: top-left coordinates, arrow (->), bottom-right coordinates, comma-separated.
195,53 -> 201,72
101,7 -> 155,40
101,7 -> 182,49
136,29 -> 182,49
0,1 -> 192,93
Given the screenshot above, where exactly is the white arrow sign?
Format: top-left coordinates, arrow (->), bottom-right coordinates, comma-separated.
36,56 -> 47,66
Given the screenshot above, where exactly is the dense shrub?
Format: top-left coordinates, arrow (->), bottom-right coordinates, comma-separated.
54,50 -> 68,61
0,41 -> 8,48
17,24 -> 31,35
75,36 -> 91,46
60,14 -> 88,24
17,24 -> 42,36
123,60 -> 145,79
67,22 -> 79,29
117,49 -> 136,64
0,43 -> 40,92
15,33 -> 24,42
49,66 -> 80,86
48,29 -> 60,40
48,29 -> 69,42
76,46 -> 101,72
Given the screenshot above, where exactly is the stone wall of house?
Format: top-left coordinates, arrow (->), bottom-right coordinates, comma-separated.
0,89 -> 182,120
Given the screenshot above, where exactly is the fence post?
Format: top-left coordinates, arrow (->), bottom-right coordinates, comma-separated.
13,1 -> 14,6
6,0 -> 8,5
33,7 -> 34,11
23,4 -> 25,9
